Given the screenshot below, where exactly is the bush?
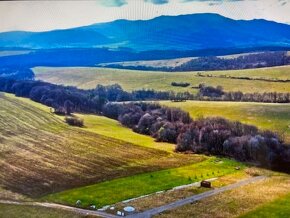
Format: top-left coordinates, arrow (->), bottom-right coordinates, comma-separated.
65,116 -> 84,127
171,82 -> 190,87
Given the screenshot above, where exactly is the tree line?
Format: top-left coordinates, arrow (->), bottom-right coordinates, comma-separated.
177,83 -> 290,103
103,102 -> 290,172
196,73 -> 290,83
0,67 -> 34,80
176,51 -> 290,71
0,77 -> 289,172
0,78 -> 185,114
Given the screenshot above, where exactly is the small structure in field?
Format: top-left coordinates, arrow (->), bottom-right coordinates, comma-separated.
124,206 -> 135,213
200,180 -> 211,188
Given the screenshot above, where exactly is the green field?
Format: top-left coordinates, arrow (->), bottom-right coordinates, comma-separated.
34,66 -> 290,93
240,193 -> 290,218
1,92 -> 289,216
43,157 -> 243,208
77,114 -> 174,152
0,204 -> 82,218
160,101 -> 290,143
158,173 -> 290,218
0,93 -> 202,198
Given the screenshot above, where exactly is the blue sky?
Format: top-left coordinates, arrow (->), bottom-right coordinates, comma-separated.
0,0 -> 289,32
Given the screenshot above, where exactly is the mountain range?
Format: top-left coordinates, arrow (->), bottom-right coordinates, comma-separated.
1,13 -> 290,51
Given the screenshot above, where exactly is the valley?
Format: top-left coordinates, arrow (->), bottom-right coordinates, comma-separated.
0,3 -> 290,217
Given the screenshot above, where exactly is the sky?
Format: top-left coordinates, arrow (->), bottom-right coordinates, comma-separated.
0,0 -> 289,32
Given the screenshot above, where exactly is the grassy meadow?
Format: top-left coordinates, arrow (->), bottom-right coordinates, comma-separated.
157,173 -> 290,218
2,63 -> 290,217
43,157 -> 243,208
34,65 -> 290,93
0,93 -> 203,199
160,101 -> 290,143
240,193 -> 290,218
77,114 -> 174,152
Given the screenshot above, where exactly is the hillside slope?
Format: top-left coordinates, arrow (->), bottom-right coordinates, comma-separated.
34,66 -> 290,94
0,93 -> 198,198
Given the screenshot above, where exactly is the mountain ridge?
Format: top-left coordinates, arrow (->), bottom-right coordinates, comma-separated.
0,13 -> 290,51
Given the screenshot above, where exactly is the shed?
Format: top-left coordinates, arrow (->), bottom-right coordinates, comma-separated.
201,180 -> 211,188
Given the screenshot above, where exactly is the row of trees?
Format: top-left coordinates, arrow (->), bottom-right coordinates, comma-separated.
1,78 -> 289,114
0,77 -> 289,171
222,92 -> 290,103
196,73 -> 290,83
196,84 -> 290,103
0,78 -> 189,114
103,102 -> 290,172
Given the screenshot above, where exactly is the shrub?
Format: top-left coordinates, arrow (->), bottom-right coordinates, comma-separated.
65,116 -> 84,127
171,82 -> 190,87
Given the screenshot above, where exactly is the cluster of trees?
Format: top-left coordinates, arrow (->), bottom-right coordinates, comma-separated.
176,51 -> 290,71
65,116 -> 84,127
103,102 -> 290,171
176,118 -> 290,171
103,102 -> 191,143
198,84 -> 224,98
222,92 -> 290,103
0,67 -> 34,80
171,82 -> 191,87
0,79 -> 106,113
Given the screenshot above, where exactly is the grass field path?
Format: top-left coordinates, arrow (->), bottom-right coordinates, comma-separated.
0,176 -> 266,218
131,176 -> 266,218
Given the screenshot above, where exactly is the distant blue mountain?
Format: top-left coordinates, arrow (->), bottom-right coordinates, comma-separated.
0,13 -> 290,51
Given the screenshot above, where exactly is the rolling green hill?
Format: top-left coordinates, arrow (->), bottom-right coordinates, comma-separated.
34,66 -> 290,94
0,93 -> 202,198
160,101 -> 290,143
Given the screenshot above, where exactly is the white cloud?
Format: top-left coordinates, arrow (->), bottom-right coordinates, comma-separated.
99,0 -> 127,7
0,0 -> 289,32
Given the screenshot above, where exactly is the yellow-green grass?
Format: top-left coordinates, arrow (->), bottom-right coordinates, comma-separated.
160,101 -> 290,143
112,170 -> 250,213
77,114 -> 174,152
0,204 -> 83,218
43,157 -> 243,208
197,65 -> 290,80
0,93 -> 203,198
157,174 -> 290,218
34,66 -> 290,94
240,193 -> 290,218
